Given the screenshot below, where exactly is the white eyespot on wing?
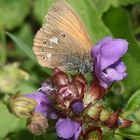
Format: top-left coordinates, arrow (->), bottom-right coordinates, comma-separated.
48,45 -> 54,48
49,37 -> 59,45
46,53 -> 52,61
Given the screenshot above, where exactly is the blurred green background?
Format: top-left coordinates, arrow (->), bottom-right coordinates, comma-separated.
0,0 -> 140,139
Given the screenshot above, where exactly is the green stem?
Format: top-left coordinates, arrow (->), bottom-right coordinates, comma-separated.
46,126 -> 55,133
115,132 -> 140,139
0,24 -> 7,65
134,26 -> 140,36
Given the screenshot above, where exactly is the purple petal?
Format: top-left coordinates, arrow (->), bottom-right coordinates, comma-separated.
114,61 -> 127,73
100,39 -> 128,70
40,81 -> 54,94
56,118 -> 74,139
74,123 -> 81,140
56,118 -> 81,140
91,36 -> 112,58
104,68 -> 124,81
25,92 -> 57,119
25,92 -> 50,105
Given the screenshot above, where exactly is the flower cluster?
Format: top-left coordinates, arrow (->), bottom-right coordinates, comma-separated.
9,37 -> 132,140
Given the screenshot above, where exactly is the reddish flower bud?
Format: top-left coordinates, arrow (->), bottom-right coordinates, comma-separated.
52,68 -> 68,87
118,118 -> 132,128
55,81 -> 84,110
106,110 -> 120,128
72,75 -> 86,87
90,80 -> 106,100
72,75 -> 86,96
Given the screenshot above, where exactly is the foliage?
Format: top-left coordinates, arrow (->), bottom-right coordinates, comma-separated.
0,0 -> 140,139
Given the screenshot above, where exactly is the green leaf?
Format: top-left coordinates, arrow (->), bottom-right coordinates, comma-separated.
125,90 -> 140,111
0,103 -> 25,139
6,32 -> 53,76
0,0 -> 30,30
114,0 -> 140,6
119,91 -> 140,137
67,0 -> 111,43
15,23 -> 33,47
92,0 -> 112,17
92,0 -> 140,17
0,26 -> 7,65
33,0 -> 54,24
6,32 -> 36,63
103,7 -> 140,96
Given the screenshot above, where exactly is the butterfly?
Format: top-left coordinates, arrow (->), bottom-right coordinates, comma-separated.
33,0 -> 93,73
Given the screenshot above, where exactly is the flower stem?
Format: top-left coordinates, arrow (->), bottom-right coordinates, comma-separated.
0,24 -> 7,65
115,132 -> 140,139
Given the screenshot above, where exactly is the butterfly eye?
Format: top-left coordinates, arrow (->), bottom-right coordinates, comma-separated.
61,33 -> 66,37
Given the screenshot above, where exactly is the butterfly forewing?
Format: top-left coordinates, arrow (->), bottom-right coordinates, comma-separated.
33,0 -> 93,72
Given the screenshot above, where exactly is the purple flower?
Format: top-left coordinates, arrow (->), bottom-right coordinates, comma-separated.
71,101 -> 84,114
56,118 -> 81,140
39,80 -> 54,94
91,37 -> 128,89
25,92 -> 57,119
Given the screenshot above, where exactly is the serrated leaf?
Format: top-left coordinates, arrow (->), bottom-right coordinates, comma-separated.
0,0 -> 30,30
103,7 -> 140,96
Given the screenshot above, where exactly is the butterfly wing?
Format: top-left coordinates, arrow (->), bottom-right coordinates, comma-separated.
33,0 -> 92,71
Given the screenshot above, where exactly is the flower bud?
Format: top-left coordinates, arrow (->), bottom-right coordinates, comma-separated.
55,82 -> 84,110
83,126 -> 102,140
86,130 -> 102,140
87,103 -> 103,120
106,110 -> 120,128
99,109 -> 110,122
72,75 -> 86,96
26,112 -> 48,135
52,68 -> 68,87
25,92 -> 57,119
0,63 -> 27,94
118,118 -> 132,128
90,81 -> 106,100
9,95 -> 37,118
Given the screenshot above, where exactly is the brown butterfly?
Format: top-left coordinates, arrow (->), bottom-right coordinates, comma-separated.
33,0 -> 93,73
